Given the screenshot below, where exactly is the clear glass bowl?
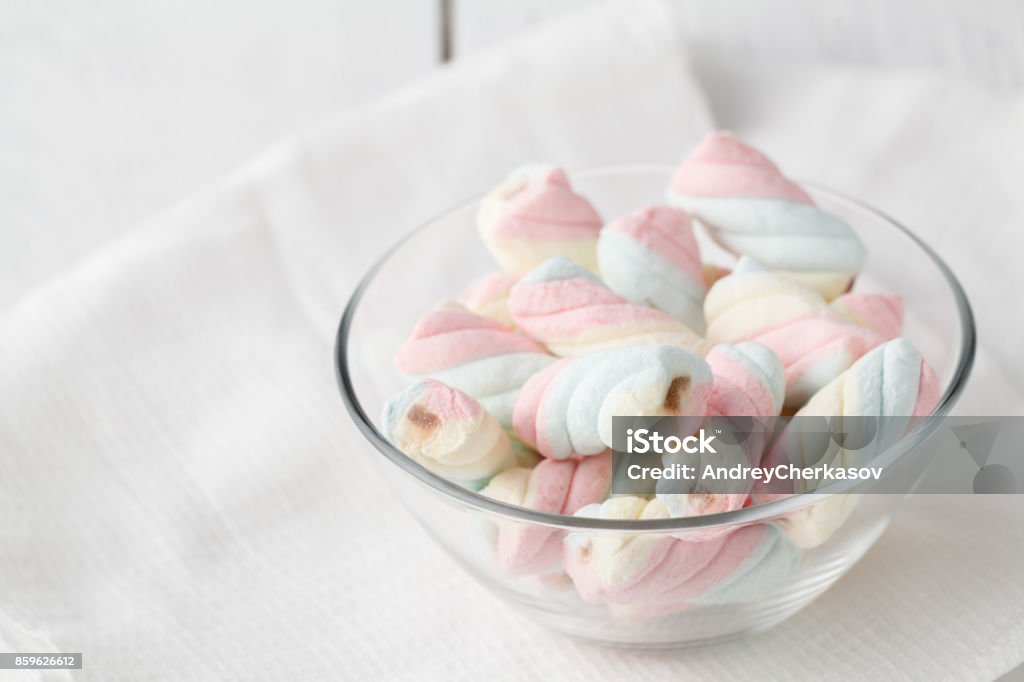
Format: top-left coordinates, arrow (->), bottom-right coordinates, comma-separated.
335,166 -> 975,648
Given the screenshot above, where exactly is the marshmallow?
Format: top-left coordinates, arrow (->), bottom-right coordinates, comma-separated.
382,379 -> 515,491
831,292 -> 904,340
481,452 -> 612,576
657,342 -> 784,519
508,257 -> 708,357
706,341 -> 785,418
757,337 -> 941,547
597,206 -> 707,333
478,166 -> 603,276
704,257 -> 829,343
513,345 -> 713,460
758,319 -> 886,409
394,301 -> 556,427
458,271 -> 518,328
564,498 -> 797,616
774,495 -> 861,550
667,132 -> 865,299
705,258 -> 886,408
794,337 -> 940,426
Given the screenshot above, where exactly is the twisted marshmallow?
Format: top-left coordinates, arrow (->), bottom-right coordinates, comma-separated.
667,132 -> 865,299
757,337 -> 940,547
394,301 -> 555,427
831,291 -> 904,340
597,205 -> 707,333
564,498 -> 797,616
478,165 -> 603,276
382,380 -> 515,491
705,258 -> 891,408
458,271 -> 518,328
705,342 -> 786,419
790,337 -> 939,428
508,257 -> 708,357
513,344 -> 712,460
657,342 -> 784,519
481,453 -> 612,576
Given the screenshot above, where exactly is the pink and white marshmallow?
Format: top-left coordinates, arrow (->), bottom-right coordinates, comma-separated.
656,342 -> 785,519
597,205 -> 708,333
508,257 -> 708,357
668,132 -> 865,300
478,166 -> 604,277
790,337 -> 939,427
756,337 -> 941,547
513,344 -> 712,460
830,291 -> 904,340
382,379 -> 515,491
394,301 -> 555,427
481,453 -> 612,576
564,498 -> 798,618
704,258 -> 893,408
705,341 -> 786,419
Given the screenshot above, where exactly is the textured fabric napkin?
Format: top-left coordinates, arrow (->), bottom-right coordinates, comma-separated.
2,2 -> 1023,680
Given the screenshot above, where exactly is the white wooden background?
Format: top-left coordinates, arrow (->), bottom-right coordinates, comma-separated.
2,0 -> 1023,310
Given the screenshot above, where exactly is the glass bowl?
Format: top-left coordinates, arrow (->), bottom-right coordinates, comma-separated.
335,165 -> 975,648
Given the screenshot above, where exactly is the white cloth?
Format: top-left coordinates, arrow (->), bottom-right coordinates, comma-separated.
1,2 -> 1023,680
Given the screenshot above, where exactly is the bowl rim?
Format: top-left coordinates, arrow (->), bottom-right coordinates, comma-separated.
334,164 -> 976,532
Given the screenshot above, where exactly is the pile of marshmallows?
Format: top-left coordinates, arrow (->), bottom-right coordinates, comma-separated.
380,132 -> 940,612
